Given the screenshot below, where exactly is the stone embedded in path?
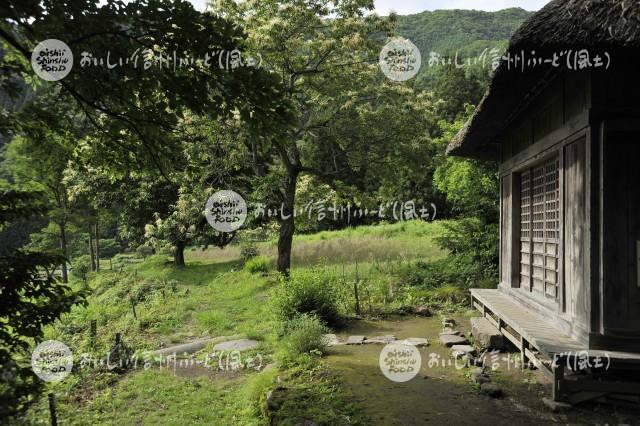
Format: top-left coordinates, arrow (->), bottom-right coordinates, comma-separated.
452,350 -> 466,360
401,337 -> 429,347
346,335 -> 366,345
152,334 -> 243,357
439,330 -> 460,337
472,368 -> 491,384
413,305 -> 432,317
439,334 -> 468,347
365,335 -> 397,344
442,317 -> 456,328
450,344 -> 476,356
542,397 -> 572,412
480,382 -> 503,398
470,317 -> 503,349
213,339 -> 260,351
323,334 -> 342,346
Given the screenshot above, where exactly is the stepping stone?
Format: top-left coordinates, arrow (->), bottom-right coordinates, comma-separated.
472,368 -> 491,384
400,337 -> 429,347
398,337 -> 428,347
322,334 -> 342,346
542,397 -> 572,412
346,335 -> 366,345
439,330 -> 461,337
439,334 -> 468,347
413,305 -> 432,317
365,335 -> 396,344
213,339 -> 260,351
451,344 -> 476,356
152,334 -> 244,357
470,317 -> 504,349
442,317 -> 456,327
452,350 -> 466,360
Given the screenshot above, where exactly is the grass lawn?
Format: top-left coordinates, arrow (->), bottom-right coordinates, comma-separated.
22,220 -> 449,425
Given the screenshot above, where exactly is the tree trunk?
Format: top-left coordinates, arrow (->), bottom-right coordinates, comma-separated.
277,171 -> 299,276
94,221 -> 100,272
174,241 -> 186,267
59,223 -> 68,283
88,230 -> 96,272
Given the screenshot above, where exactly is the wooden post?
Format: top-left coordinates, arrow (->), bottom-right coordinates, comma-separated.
353,281 -> 361,316
88,232 -> 96,272
94,221 -> 100,272
353,261 -> 361,316
130,298 -> 137,320
90,320 -> 97,348
48,393 -> 57,426
552,357 -> 565,402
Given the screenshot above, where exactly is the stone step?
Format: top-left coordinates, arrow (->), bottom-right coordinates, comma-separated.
470,317 -> 503,349
439,334 -> 469,347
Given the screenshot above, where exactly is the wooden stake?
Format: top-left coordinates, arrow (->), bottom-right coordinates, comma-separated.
130,298 -> 137,320
90,320 -> 97,347
48,393 -> 57,426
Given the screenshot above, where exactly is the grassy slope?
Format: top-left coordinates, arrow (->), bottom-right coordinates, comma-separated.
23,220 -> 447,425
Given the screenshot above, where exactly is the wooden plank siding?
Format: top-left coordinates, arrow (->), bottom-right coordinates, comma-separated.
563,139 -> 587,322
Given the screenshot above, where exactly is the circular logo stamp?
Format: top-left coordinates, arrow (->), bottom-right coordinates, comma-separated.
379,37 -> 421,82
31,340 -> 73,382
31,39 -> 73,81
379,342 -> 421,382
205,190 -> 247,232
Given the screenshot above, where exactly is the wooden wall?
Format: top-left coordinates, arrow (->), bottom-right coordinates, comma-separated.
563,138 -> 589,334
497,69 -> 593,342
602,131 -> 640,336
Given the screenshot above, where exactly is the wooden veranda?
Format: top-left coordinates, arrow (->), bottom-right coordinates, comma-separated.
471,289 -> 640,405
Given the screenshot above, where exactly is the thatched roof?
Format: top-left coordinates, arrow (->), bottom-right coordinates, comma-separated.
447,0 -> 640,160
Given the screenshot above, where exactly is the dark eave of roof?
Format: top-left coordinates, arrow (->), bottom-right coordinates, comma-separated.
447,0 -> 640,160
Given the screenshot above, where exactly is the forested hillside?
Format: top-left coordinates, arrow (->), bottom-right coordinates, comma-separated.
394,8 -> 534,89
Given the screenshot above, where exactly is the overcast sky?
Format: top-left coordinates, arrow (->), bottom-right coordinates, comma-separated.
188,0 -> 549,14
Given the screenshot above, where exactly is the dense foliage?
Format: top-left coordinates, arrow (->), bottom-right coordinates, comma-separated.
0,190 -> 85,417
395,8 -> 533,90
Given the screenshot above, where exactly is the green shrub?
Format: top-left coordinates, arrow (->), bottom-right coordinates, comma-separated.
240,241 -> 259,261
436,217 -> 499,280
270,270 -> 342,328
129,279 -> 178,303
135,245 -> 154,259
244,256 -> 269,274
72,255 -> 92,281
98,238 -> 120,258
282,313 -> 328,356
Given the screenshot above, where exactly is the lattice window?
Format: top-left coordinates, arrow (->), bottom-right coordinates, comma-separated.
519,171 -> 531,288
519,157 -> 560,298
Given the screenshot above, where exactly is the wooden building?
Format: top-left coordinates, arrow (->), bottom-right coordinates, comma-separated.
447,0 -> 640,403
